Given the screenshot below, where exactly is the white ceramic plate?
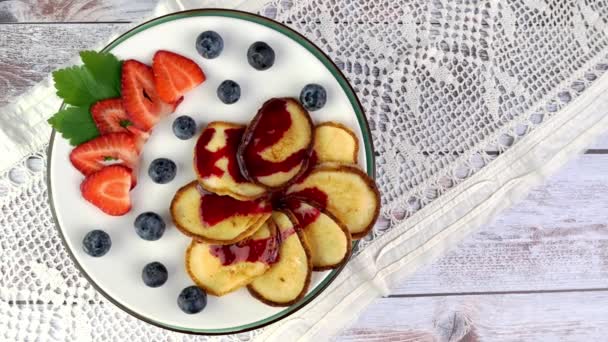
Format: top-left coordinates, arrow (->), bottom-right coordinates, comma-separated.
48,9 -> 373,335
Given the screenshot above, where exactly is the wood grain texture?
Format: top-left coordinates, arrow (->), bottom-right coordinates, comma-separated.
392,154 -> 608,295
0,24 -> 126,107
0,0 -> 154,22
337,292 -> 608,342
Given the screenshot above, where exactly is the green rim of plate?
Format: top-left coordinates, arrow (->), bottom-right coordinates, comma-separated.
47,8 -> 375,335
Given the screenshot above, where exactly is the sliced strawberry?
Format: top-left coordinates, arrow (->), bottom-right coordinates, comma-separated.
81,165 -> 132,216
126,161 -> 140,189
91,98 -> 131,134
126,126 -> 149,153
91,98 -> 149,152
153,50 -> 205,103
122,60 -> 179,132
69,132 -> 138,176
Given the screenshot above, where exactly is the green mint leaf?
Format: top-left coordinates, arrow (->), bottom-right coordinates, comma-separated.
80,51 -> 123,95
52,66 -> 99,107
49,51 -> 124,146
120,119 -> 133,128
48,106 -> 99,145
52,51 -> 122,107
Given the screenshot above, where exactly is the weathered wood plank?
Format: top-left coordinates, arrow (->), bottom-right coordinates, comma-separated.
0,0 -> 154,23
337,292 -> 608,341
392,153 -> 608,295
0,24 -> 127,107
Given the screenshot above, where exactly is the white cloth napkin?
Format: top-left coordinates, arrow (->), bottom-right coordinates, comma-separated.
0,0 -> 268,174
4,1 -> 608,341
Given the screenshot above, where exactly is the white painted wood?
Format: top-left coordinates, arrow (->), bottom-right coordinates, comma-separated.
337,292 -> 608,341
0,0 -> 155,23
0,24 -> 127,107
392,154 -> 608,294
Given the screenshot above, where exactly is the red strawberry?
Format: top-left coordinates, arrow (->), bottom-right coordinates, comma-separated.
90,98 -> 149,152
153,51 -> 206,103
122,60 -> 179,132
81,165 -> 132,216
69,132 -> 138,176
91,98 -> 131,134
128,127 -> 149,154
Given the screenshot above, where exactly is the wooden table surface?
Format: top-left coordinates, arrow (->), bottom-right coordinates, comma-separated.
3,2 -> 608,341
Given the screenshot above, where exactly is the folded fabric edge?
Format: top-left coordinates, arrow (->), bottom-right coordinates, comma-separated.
256,70 -> 608,341
0,1 -> 272,176
0,36 -> 124,175
154,0 -> 272,16
0,78 -> 56,175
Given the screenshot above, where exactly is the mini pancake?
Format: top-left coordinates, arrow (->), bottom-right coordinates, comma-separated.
238,98 -> 314,189
313,122 -> 359,164
286,164 -> 380,239
194,122 -> 266,200
285,199 -> 351,270
248,211 -> 312,306
171,181 -> 271,244
186,220 -> 279,296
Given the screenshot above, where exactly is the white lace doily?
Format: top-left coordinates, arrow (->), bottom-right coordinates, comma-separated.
3,0 -> 608,340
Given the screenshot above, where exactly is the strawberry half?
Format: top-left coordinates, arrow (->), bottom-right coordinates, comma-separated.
153,50 -> 206,103
122,60 -> 180,132
91,98 -> 131,135
69,132 -> 138,176
91,98 -> 150,152
81,165 -> 132,216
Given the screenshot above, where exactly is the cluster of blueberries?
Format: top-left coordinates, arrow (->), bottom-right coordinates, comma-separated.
84,123 -> 205,313
196,30 -> 328,111
83,126 -> 205,312
82,211 -> 205,313
80,29 -> 335,316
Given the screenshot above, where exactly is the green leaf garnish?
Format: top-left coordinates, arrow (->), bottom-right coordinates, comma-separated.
52,66 -> 98,107
80,51 -> 123,95
120,119 -> 133,128
48,107 -> 100,145
48,51 -> 123,146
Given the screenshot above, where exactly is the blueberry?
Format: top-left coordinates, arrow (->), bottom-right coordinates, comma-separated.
134,212 -> 166,241
142,262 -> 168,288
196,31 -> 223,59
247,42 -> 275,70
217,80 -> 241,104
82,230 -> 111,257
177,286 -> 207,314
148,158 -> 176,184
300,84 -> 327,111
172,116 -> 196,140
